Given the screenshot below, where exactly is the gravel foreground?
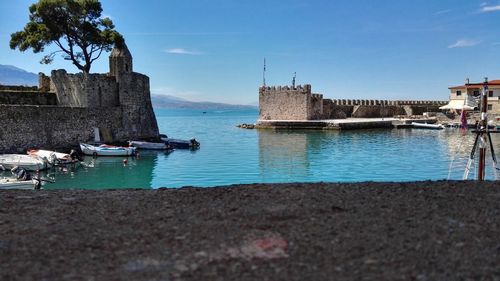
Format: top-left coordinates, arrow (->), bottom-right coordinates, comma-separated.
1,181 -> 500,281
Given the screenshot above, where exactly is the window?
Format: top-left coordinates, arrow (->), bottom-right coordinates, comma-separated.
456,90 -> 462,96
489,91 -> 494,97
473,90 -> 480,96
487,104 -> 493,111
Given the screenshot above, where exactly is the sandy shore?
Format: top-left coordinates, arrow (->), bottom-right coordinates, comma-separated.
1,181 -> 499,280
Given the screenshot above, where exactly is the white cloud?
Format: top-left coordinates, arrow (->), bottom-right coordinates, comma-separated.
434,9 -> 451,15
164,48 -> 203,55
481,5 -> 500,12
448,39 -> 480,48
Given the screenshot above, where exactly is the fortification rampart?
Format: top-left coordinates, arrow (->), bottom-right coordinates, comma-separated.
259,85 -> 319,120
258,84 -> 448,121
0,44 -> 159,153
51,70 -> 119,107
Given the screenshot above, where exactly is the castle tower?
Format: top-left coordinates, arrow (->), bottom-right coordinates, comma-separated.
109,43 -> 133,78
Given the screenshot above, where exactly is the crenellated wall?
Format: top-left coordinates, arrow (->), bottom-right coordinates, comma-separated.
0,44 -> 159,153
259,85 -> 317,120
258,84 -> 448,121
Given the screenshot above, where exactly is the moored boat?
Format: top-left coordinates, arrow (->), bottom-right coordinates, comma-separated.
27,149 -> 79,165
0,154 -> 51,171
128,141 -> 171,150
411,122 -> 445,130
0,177 -> 40,190
159,134 -> 200,149
80,143 -> 136,156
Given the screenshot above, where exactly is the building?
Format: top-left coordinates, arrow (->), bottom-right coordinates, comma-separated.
0,43 -> 159,153
442,79 -> 500,114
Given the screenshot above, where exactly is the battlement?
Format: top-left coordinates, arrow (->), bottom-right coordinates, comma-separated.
329,99 -> 448,106
259,84 -> 312,94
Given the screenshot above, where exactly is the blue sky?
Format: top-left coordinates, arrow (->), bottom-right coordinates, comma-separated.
1,0 -> 500,104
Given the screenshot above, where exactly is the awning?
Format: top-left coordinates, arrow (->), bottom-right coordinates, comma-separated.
439,100 -> 475,110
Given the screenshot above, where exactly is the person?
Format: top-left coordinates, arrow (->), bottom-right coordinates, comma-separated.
11,166 -> 31,181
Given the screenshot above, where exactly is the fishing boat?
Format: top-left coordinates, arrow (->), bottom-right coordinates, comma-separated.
128,141 -> 171,150
159,134 -> 200,149
79,143 -> 136,156
0,154 -> 51,171
411,122 -> 445,130
27,149 -> 79,165
0,177 -> 40,190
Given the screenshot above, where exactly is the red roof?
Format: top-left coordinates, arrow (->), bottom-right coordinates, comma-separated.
449,79 -> 500,89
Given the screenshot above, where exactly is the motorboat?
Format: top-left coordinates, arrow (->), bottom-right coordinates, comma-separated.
0,154 -> 51,171
159,134 -> 200,149
411,122 -> 445,130
27,149 -> 79,165
80,143 -> 136,156
0,177 -> 40,190
128,141 -> 171,150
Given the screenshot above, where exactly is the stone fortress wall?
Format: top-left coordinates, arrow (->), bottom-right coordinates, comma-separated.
259,84 -> 448,121
0,44 -> 159,153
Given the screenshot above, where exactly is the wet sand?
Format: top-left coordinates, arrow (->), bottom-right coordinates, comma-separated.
1,181 -> 499,280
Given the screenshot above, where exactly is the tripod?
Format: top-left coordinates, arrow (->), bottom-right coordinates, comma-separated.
463,129 -> 498,180
463,77 -> 499,180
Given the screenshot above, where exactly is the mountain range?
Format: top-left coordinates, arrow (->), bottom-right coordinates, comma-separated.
0,64 -> 38,86
0,64 -> 257,109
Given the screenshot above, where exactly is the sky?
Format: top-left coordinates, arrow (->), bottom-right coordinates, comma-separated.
1,0 -> 500,105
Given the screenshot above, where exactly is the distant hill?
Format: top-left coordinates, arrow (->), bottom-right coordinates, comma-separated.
151,94 -> 258,110
0,64 -> 38,86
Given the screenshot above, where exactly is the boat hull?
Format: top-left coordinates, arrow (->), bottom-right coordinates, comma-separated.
128,141 -> 169,150
411,122 -> 444,130
0,154 -> 50,171
0,178 -> 37,190
80,143 -> 136,156
27,149 -> 78,165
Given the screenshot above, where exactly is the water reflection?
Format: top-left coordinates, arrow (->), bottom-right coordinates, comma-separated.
40,151 -> 161,189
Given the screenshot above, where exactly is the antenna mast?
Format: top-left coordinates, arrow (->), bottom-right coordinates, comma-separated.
263,58 -> 266,87
292,72 -> 296,88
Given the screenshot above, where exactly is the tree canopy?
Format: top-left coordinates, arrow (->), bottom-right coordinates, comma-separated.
10,0 -> 124,73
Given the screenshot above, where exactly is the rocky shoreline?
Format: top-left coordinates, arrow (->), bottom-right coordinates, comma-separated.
1,181 -> 499,280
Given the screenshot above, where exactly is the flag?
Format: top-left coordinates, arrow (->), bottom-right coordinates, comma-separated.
460,108 -> 468,135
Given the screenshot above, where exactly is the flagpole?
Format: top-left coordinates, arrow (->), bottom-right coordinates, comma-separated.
263,58 -> 266,87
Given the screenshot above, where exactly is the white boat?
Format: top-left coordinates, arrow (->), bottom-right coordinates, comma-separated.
128,141 -> 170,150
80,143 -> 136,156
0,177 -> 39,190
411,122 -> 445,130
0,154 -> 51,171
27,149 -> 78,165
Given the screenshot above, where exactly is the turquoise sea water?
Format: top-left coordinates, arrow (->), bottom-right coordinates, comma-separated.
2,108 -> 499,189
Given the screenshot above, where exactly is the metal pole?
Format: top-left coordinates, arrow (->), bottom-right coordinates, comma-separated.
478,77 -> 488,181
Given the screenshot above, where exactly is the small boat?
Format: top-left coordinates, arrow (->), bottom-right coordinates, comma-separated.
411,122 -> 445,130
159,134 -> 200,149
0,154 -> 51,171
0,177 -> 40,190
27,149 -> 79,165
128,141 -> 171,150
80,143 -> 136,156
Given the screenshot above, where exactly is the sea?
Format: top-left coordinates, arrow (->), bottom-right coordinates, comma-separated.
3,108 -> 499,189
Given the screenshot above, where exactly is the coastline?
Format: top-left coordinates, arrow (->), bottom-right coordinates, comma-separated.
1,180 -> 499,280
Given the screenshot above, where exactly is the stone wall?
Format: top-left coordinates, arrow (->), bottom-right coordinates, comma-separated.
0,91 -> 57,105
259,85 -> 314,120
0,105 -> 123,153
51,70 -> 119,108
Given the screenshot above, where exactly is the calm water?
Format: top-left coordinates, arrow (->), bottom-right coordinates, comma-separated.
2,109 -> 499,189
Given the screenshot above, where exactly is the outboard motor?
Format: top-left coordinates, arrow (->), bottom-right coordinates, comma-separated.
11,166 -> 31,181
69,149 -> 83,161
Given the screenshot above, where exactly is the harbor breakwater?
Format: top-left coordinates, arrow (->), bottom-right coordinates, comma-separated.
259,85 -> 447,122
